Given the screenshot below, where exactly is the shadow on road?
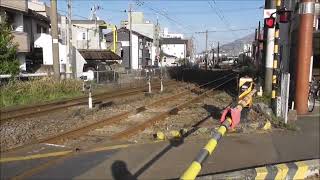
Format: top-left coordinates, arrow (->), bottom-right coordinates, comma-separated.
109,103 -> 232,179
111,160 -> 137,180
125,114 -> 217,179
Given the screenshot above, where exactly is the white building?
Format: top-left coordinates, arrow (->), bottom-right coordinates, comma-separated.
161,53 -> 178,67
243,43 -> 253,57
161,28 -> 184,39
160,38 -> 187,65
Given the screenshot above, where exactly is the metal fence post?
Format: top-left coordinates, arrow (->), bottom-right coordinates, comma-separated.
281,73 -> 290,123
96,71 -> 99,84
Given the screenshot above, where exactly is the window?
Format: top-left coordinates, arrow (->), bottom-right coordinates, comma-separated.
82,32 -> 86,40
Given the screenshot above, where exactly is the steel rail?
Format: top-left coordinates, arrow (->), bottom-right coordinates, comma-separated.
5,72 -> 237,153
0,81 -> 177,122
9,74 -> 238,180
111,75 -> 236,140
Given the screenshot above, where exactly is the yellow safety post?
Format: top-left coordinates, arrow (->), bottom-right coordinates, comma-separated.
112,26 -> 116,53
180,89 -> 257,180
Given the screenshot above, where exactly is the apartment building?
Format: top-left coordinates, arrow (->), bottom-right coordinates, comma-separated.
0,0 -> 30,71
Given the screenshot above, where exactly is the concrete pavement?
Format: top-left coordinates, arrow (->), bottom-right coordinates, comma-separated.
1,114 -> 319,179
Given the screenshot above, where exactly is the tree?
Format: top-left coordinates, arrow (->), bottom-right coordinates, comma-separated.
0,22 -> 20,75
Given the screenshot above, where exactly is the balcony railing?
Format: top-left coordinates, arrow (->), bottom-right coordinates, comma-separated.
12,31 -> 30,53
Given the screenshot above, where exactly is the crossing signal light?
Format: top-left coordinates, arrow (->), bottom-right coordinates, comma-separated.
265,17 -> 275,28
279,11 -> 290,23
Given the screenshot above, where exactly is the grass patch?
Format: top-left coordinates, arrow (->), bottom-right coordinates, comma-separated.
1,77 -> 83,108
269,113 -> 298,131
254,94 -> 271,106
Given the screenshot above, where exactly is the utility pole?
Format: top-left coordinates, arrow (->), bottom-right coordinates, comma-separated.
90,4 -> 102,49
205,30 -> 208,70
257,21 -> 261,70
66,0 -> 73,78
264,0 -> 275,94
295,0 -> 315,114
129,4 -> 132,69
217,41 -> 220,62
50,0 -> 60,80
155,18 -> 163,92
211,43 -> 215,67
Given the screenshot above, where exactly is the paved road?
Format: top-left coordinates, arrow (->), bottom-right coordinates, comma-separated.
1,115 -> 319,179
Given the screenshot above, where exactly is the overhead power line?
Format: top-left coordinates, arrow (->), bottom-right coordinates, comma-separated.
135,0 -> 195,35
194,28 -> 255,34
208,0 -> 239,38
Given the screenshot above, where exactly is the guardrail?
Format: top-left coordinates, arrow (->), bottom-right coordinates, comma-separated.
180,89 -> 257,180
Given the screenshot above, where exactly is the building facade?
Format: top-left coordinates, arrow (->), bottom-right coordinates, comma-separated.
160,38 -> 187,61
1,0 -> 30,71
0,0 -> 52,72
71,20 -> 107,50
161,28 -> 184,39
123,12 -> 156,65
105,28 -> 153,69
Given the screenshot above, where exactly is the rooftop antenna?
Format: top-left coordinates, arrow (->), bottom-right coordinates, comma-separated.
89,4 -> 102,20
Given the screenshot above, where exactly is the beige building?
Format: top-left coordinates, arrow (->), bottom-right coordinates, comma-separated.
71,20 -> 107,50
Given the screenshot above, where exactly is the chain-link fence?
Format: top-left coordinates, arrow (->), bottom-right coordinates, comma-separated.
92,68 -> 167,85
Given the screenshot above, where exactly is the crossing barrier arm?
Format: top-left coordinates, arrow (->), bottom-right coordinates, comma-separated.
180,89 -> 257,180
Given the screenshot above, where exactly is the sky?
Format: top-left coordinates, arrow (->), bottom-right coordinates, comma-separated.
44,0 -> 264,52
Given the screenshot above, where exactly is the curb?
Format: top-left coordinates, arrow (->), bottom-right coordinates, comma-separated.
199,159 -> 320,180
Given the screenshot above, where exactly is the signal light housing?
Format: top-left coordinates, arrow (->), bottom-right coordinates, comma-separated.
279,11 -> 290,23
265,17 -> 276,28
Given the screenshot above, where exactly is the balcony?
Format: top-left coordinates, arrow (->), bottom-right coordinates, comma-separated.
12,31 -> 30,53
0,0 -> 28,12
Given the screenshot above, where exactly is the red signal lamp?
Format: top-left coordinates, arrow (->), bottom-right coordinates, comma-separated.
265,17 -> 275,28
278,8 -> 291,23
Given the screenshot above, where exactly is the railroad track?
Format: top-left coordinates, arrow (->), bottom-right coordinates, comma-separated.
0,80 -> 177,122
7,73 -> 238,180
15,72 -> 237,148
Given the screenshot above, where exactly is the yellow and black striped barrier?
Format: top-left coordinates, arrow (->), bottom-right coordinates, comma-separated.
180,89 -> 257,180
197,159 -> 319,179
254,160 -> 315,180
180,118 -> 232,180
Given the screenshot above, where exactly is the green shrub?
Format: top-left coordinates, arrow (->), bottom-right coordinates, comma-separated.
0,22 -> 20,75
1,77 -> 83,107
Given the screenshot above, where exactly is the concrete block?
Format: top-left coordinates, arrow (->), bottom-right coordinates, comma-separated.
288,109 -> 297,121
